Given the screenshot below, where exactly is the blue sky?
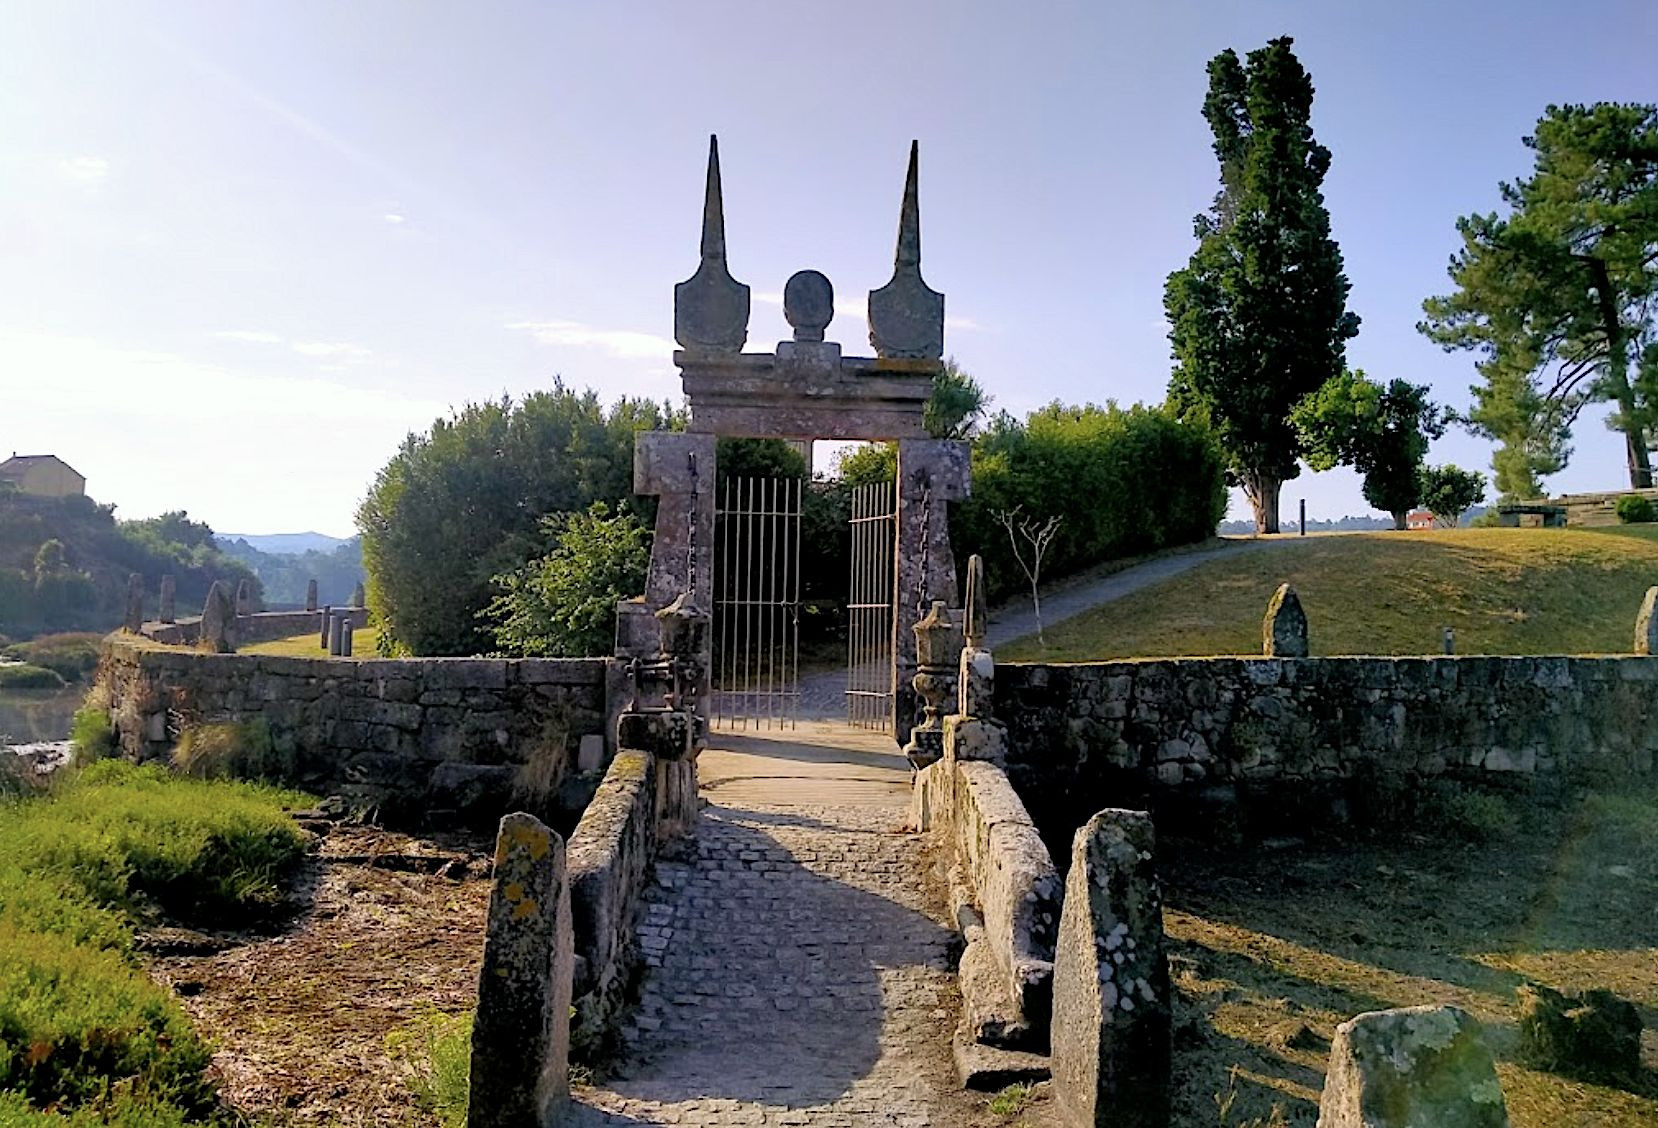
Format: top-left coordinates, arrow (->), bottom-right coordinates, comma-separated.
2,0 -> 1654,536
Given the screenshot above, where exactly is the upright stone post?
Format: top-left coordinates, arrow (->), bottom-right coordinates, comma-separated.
319,606 -> 332,650
1263,582 -> 1309,658
894,438 -> 970,743
200,582 -> 235,653
305,579 -> 319,612
340,622 -> 354,657
468,813 -> 573,1128
1051,809 -> 1171,1128
122,574 -> 144,634
1318,1005 -> 1508,1127
1635,587 -> 1658,655
158,574 -> 176,624
328,614 -> 345,657
234,578 -> 253,618
350,581 -> 366,608
903,601 -> 963,769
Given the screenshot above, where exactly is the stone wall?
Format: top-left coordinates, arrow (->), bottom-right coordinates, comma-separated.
994,656 -> 1658,840
140,608 -> 368,648
97,634 -> 609,826
568,749 -> 658,1058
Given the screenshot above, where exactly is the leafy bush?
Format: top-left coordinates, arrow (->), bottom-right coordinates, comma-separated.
68,705 -> 115,766
386,1009 -> 472,1127
0,1088 -> 193,1127
1615,493 -> 1655,524
0,665 -> 65,690
1416,782 -> 1520,841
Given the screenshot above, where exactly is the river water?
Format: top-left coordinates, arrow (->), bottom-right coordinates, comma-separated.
0,682 -> 81,770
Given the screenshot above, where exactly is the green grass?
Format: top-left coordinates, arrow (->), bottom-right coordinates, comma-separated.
0,761 -> 310,1122
0,635 -> 103,684
386,1009 -> 472,1128
241,625 -> 378,658
0,665 -> 66,690
1003,527 -> 1658,660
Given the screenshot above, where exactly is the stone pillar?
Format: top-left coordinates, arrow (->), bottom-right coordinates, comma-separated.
328,614 -> 345,657
123,573 -> 144,634
305,579 -> 319,612
234,578 -> 253,618
351,581 -> 366,608
319,606 -> 332,650
1318,1005 -> 1508,1128
1051,809 -> 1171,1128
340,621 -> 354,657
1263,582 -> 1308,658
468,813 -> 573,1128
894,438 -> 970,744
621,432 -> 716,712
200,581 -> 235,653
903,601 -> 963,769
158,575 -> 176,624
1636,587 -> 1658,655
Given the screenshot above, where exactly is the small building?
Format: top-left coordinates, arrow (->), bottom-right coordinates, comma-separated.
0,454 -> 86,499
1407,509 -> 1436,530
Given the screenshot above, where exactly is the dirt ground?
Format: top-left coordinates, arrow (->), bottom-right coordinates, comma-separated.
1161,787 -> 1658,1126
143,820 -> 493,1127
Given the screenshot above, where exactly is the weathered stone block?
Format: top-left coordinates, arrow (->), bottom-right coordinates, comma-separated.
468,813 -> 572,1128
1516,984 -> 1642,1085
1051,808 -> 1170,1128
945,715 -> 1008,765
1318,1005 -> 1507,1128
1263,584 -> 1309,658
616,709 -> 693,760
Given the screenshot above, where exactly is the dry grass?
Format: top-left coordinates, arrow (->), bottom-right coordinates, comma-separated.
1163,785 -> 1658,1126
1003,528 -> 1658,661
242,626 -> 380,658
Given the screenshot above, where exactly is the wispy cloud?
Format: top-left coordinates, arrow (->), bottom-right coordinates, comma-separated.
57,156 -> 109,185
213,330 -> 372,362
383,213 -> 407,225
507,319 -> 676,362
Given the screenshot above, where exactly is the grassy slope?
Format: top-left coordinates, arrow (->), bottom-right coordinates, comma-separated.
1003,527 -> 1658,661
242,626 -> 380,658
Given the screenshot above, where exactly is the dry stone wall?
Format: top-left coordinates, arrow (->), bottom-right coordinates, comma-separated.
995,656 -> 1658,838
97,634 -> 607,826
140,608 -> 367,648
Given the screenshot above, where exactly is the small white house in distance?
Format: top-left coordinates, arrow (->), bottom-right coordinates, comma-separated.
0,454 -> 87,499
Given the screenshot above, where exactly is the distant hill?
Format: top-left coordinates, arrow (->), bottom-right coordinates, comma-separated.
216,531 -> 350,556
216,536 -> 365,608
1220,514 -> 1395,534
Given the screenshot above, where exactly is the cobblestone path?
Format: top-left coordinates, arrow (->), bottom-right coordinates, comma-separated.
569,727 -> 993,1127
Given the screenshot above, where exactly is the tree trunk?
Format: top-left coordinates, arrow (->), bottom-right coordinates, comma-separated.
1392,511 -> 1408,530
1244,473 -> 1283,534
1588,257 -> 1654,489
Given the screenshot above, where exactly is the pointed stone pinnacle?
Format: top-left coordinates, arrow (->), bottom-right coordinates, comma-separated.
701,134 -> 726,262
895,139 -> 921,268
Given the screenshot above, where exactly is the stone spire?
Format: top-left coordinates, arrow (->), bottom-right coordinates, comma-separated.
868,141 -> 944,360
673,135 -> 750,353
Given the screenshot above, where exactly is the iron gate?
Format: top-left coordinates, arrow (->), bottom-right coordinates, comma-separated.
846,481 -> 896,730
712,476 -> 802,730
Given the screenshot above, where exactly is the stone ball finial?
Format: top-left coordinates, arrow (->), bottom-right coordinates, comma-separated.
783,270 -> 834,343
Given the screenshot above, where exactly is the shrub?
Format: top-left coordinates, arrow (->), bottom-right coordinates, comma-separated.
1615,493 -> 1655,524
1416,781 -> 1520,841
0,1090 -> 194,1127
0,664 -> 66,690
68,704 -> 115,766
0,924 -> 214,1114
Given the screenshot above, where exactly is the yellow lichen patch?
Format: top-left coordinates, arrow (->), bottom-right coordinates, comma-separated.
512,896 -> 539,921
502,881 -> 524,904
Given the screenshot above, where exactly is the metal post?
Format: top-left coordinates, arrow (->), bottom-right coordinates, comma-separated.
1300,499 -> 1306,537
1443,626 -> 1455,655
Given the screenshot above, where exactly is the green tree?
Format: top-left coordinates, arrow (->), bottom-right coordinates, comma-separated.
1293,372 -> 1445,528
358,385 -> 675,655
1418,464 -> 1487,527
924,358 -> 990,440
1165,36 -> 1361,533
1421,103 -> 1658,495
485,503 -> 651,657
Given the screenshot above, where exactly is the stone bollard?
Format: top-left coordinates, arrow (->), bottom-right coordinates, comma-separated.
351,581 -> 366,608
123,573 -> 144,634
340,620 -> 354,657
200,581 -> 235,653
305,578 -> 319,612
468,813 -> 573,1128
1635,587 -> 1658,655
159,574 -> 176,624
235,578 -> 253,617
1443,626 -> 1456,655
1263,582 -> 1309,658
1051,809 -> 1171,1128
320,606 -> 332,650
328,614 -> 345,657
1317,1005 -> 1508,1127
